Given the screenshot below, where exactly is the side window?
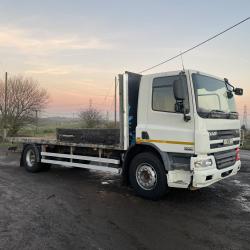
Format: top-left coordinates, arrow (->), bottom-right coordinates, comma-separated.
152,75 -> 189,113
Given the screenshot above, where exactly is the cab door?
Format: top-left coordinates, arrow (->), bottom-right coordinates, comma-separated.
140,71 -> 195,154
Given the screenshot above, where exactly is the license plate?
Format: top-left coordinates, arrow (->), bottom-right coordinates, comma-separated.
223,138 -> 233,145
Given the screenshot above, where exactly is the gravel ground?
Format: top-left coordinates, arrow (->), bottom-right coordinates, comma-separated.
0,146 -> 249,250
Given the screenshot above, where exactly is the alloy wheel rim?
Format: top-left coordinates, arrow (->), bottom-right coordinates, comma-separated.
136,163 -> 157,190
26,149 -> 36,167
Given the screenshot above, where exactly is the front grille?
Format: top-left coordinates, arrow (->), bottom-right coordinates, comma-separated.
210,140 -> 240,149
209,129 -> 240,140
213,149 -> 236,169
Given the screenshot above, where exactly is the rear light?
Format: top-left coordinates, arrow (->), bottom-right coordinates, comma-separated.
236,148 -> 240,161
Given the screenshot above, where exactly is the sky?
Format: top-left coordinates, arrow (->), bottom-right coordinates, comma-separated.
0,0 -> 249,119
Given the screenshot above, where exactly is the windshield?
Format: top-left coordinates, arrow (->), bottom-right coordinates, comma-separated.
192,73 -> 237,119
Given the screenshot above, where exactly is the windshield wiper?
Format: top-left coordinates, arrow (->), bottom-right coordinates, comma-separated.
210,110 -> 226,115
210,109 -> 225,113
228,111 -> 239,119
197,109 -> 227,118
208,110 -> 226,118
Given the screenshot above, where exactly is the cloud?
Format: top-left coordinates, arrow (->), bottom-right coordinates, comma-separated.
25,67 -> 72,75
24,62 -> 119,76
0,26 -> 111,54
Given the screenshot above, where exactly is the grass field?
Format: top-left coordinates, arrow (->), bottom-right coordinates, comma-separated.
240,130 -> 250,150
0,117 -> 80,141
17,121 -> 80,137
241,139 -> 250,150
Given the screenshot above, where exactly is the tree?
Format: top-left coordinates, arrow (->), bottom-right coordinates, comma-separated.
79,100 -> 103,128
0,75 -> 49,135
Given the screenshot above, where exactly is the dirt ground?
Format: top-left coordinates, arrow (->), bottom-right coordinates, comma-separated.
0,146 -> 249,250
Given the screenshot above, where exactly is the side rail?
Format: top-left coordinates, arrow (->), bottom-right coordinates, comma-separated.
40,146 -> 122,174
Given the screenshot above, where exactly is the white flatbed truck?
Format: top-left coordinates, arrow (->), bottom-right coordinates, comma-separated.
9,69 -> 243,200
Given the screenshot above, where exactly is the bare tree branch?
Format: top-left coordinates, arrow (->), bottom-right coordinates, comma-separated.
0,75 -> 49,135
78,100 -> 103,128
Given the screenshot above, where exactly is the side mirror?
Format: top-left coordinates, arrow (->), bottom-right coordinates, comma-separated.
173,77 -> 190,122
173,78 -> 185,100
234,88 -> 243,96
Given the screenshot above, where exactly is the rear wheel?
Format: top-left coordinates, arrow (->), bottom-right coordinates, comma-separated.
23,145 -> 43,173
129,152 -> 168,200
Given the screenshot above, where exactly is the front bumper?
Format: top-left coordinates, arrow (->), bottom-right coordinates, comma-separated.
192,160 -> 241,188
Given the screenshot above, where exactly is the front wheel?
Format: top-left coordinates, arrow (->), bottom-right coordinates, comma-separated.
129,152 -> 168,200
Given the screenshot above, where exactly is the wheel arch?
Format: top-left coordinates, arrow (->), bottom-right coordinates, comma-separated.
122,143 -> 170,185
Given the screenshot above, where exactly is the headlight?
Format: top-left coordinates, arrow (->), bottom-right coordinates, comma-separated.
194,159 -> 213,168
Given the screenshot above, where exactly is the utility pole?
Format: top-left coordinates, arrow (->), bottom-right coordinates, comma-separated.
35,110 -> 38,135
3,72 -> 8,140
243,105 -> 248,130
106,111 -> 109,121
241,105 -> 248,147
114,77 -> 117,127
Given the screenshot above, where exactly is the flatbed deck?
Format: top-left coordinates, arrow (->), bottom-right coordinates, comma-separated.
8,137 -> 123,150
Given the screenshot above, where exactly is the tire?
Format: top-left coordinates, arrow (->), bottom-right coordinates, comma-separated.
23,145 -> 43,173
129,152 -> 168,200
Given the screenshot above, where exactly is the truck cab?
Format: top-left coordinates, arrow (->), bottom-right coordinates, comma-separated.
122,69 -> 242,198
